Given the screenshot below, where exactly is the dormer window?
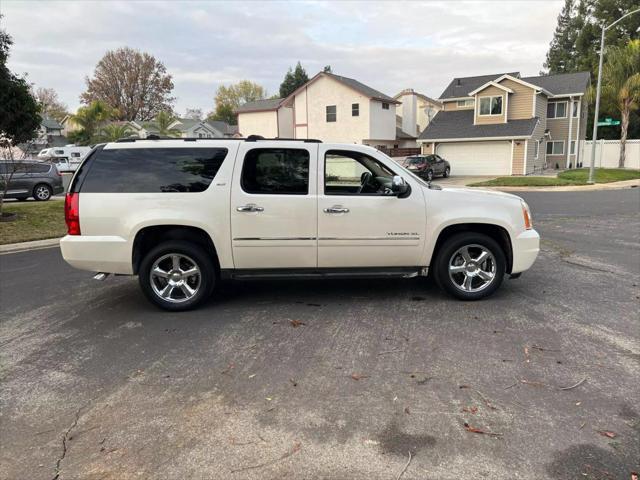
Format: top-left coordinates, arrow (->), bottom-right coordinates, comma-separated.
457,99 -> 474,107
479,96 -> 503,116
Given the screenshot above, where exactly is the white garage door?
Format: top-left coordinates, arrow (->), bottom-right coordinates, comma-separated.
436,141 -> 511,176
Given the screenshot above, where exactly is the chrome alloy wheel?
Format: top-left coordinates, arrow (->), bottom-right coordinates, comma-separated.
35,185 -> 51,200
448,244 -> 496,293
149,253 -> 201,303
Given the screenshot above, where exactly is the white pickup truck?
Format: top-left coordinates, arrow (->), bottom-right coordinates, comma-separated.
60,138 -> 539,311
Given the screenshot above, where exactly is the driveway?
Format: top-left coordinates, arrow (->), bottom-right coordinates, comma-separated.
1,189 -> 638,480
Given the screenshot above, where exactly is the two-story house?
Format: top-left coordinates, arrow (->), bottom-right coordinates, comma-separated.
418,71 -> 590,175
236,71 -> 421,149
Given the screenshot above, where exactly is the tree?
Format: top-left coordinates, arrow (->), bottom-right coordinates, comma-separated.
279,61 -> 309,98
589,39 -> 640,166
67,101 -> 116,145
34,87 -> 68,122
0,21 -> 41,146
81,47 -> 175,121
99,123 -> 134,142
208,80 -> 267,125
184,108 -> 203,120
323,65 -> 332,73
153,111 -> 181,137
544,0 -> 577,73
543,0 -> 640,140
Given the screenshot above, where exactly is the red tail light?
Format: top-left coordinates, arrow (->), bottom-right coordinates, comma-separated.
65,193 -> 80,235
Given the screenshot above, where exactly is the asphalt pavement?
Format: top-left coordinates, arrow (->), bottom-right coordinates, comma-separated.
1,188 -> 638,480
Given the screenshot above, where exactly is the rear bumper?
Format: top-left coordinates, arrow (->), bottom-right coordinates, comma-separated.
511,229 -> 540,274
60,235 -> 133,274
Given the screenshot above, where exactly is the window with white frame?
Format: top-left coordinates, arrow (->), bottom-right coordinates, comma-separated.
570,140 -> 576,155
352,103 -> 359,116
572,101 -> 579,118
479,96 -> 503,115
546,140 -> 564,155
382,102 -> 390,110
547,101 -> 567,119
457,99 -> 474,107
534,140 -> 540,159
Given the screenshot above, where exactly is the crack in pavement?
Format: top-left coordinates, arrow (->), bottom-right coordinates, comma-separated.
51,402 -> 89,480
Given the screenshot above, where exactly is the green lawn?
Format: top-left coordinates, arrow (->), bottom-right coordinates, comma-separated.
0,200 -> 66,245
469,168 -> 640,187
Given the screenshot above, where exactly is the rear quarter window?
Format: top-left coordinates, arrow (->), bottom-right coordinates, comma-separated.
79,147 -> 228,193
27,163 -> 51,174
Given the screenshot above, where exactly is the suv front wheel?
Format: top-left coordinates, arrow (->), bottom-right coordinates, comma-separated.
432,232 -> 506,300
138,241 -> 216,311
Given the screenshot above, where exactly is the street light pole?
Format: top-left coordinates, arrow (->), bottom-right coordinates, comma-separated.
588,8 -> 640,184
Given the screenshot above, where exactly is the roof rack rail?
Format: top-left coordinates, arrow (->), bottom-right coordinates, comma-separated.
245,135 -> 322,143
113,135 -> 322,143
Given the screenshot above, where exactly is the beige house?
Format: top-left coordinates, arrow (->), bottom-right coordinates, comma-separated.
418,71 -> 590,175
394,89 -> 441,138
236,72 -> 421,149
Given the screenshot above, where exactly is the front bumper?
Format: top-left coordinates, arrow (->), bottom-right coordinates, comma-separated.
511,229 -> 540,274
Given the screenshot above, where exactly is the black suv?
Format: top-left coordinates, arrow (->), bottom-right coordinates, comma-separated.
0,161 -> 64,201
404,154 -> 450,181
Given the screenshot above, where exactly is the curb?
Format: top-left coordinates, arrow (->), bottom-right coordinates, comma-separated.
0,237 -> 61,254
467,179 -> 640,192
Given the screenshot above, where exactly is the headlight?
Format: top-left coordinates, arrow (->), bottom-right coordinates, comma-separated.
521,200 -> 533,230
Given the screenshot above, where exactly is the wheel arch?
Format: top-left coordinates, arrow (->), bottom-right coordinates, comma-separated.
430,223 -> 513,273
132,225 -> 220,275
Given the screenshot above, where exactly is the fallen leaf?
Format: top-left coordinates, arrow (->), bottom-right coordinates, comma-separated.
631,472 -> 638,480
265,397 -> 272,401
459,385 -> 471,389
289,319 -> 306,328
404,406 -> 410,414
598,430 -> 617,439
289,378 -> 297,387
351,373 -> 368,381
463,422 -> 503,437
248,374 -> 256,379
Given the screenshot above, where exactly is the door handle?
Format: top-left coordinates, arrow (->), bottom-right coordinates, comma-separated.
236,204 -> 264,212
323,205 -> 349,214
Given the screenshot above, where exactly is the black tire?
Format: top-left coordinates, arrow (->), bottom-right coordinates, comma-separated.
425,170 -> 434,182
33,184 -> 52,201
138,240 -> 216,311
432,232 -> 506,301
443,167 -> 450,178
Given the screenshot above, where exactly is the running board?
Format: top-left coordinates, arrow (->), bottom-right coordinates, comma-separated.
222,267 -> 428,281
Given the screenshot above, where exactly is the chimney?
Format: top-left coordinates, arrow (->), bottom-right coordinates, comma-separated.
400,90 -> 418,137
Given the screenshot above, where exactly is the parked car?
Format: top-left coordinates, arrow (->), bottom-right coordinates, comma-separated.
404,154 -> 450,181
60,138 -> 539,311
0,160 -> 64,201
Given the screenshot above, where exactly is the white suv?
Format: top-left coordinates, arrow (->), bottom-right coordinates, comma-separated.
61,137 -> 539,311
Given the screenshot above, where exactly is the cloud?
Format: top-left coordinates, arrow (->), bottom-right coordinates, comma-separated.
1,0 -> 562,116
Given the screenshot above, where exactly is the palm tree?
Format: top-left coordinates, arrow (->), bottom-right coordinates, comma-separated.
68,101 -> 116,145
590,39 -> 640,168
99,123 -> 134,142
153,111 -> 181,137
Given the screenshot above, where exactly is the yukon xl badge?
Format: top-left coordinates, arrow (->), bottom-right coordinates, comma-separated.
387,232 -> 419,236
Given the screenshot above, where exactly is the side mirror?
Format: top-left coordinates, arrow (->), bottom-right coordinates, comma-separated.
391,175 -> 410,197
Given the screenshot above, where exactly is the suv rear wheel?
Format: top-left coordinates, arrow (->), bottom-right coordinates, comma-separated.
33,184 -> 52,201
138,240 -> 216,311
432,232 -> 505,300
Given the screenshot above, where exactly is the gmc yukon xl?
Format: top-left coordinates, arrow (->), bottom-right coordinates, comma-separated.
61,137 -> 539,311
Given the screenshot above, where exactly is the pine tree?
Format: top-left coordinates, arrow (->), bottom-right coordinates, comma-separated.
544,0 -> 577,73
279,62 -> 309,98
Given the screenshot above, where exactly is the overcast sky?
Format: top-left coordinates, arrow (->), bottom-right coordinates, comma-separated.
1,0 -> 563,117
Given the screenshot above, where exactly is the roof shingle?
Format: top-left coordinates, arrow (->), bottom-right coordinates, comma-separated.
522,72 -> 591,96
235,98 -> 284,113
439,72 -> 520,99
418,110 -> 538,140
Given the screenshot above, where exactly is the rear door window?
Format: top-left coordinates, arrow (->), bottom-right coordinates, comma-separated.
27,163 -> 51,174
79,147 -> 228,193
241,148 -> 309,195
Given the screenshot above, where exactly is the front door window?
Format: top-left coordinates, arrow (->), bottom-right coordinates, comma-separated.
324,150 -> 395,196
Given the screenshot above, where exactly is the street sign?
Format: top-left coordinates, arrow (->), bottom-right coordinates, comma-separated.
597,117 -> 621,126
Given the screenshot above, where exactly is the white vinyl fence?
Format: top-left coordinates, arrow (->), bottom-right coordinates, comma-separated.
579,139 -> 640,169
